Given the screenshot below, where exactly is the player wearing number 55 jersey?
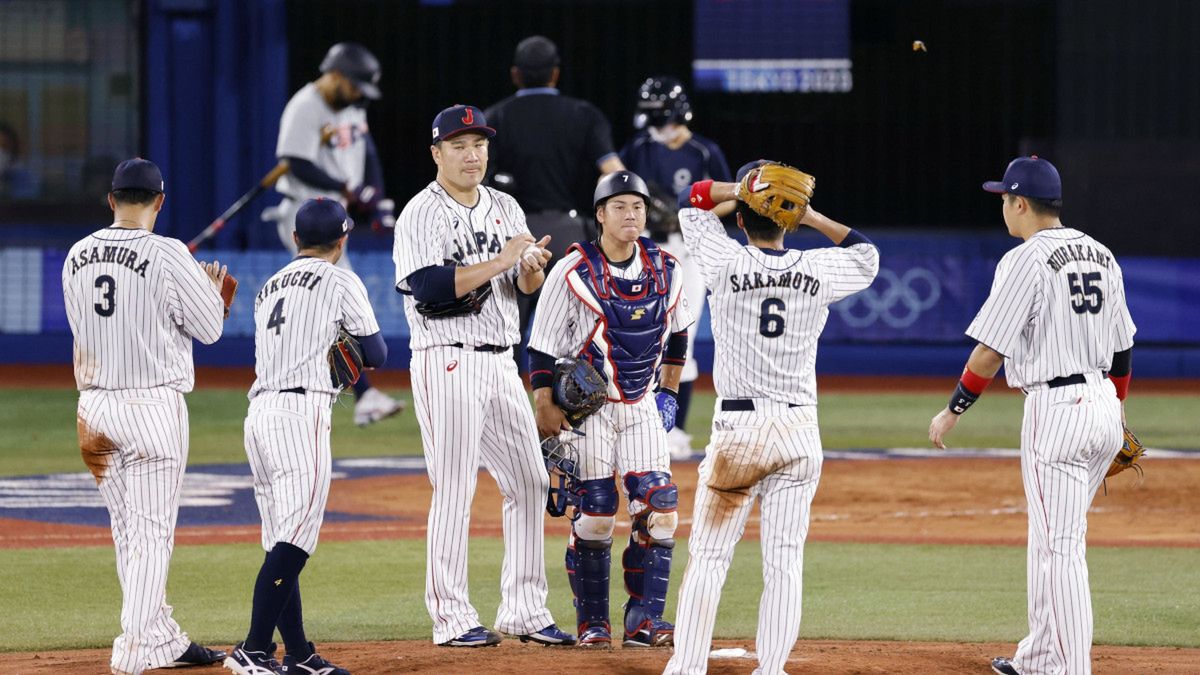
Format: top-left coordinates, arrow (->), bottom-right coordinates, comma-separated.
929,157 -> 1136,675
62,159 -> 228,674
665,161 -> 878,675
225,199 -> 386,675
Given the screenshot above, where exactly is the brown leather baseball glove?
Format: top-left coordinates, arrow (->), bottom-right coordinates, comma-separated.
1106,425 -> 1146,478
220,273 -> 238,319
737,162 -> 816,231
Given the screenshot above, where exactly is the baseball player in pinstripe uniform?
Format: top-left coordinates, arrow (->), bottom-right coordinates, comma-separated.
664,162 -> 879,674
224,199 -> 384,675
393,104 -> 573,648
63,159 -> 228,674
928,157 -> 1136,675
528,170 -> 695,649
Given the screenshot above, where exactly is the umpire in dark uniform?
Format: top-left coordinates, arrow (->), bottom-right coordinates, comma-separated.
485,35 -> 625,348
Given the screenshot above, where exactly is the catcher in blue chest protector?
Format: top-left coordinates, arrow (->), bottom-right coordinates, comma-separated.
527,171 -> 696,649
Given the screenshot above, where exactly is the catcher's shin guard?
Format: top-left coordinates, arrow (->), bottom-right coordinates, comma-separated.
566,478 -> 618,637
621,471 -> 678,641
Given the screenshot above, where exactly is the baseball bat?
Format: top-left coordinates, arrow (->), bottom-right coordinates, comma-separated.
187,161 -> 291,252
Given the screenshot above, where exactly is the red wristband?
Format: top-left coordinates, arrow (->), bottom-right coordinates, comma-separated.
960,366 -> 994,395
688,179 -> 716,211
1110,372 -> 1131,400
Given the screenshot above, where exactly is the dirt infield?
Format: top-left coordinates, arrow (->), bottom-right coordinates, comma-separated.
11,639 -> 1200,674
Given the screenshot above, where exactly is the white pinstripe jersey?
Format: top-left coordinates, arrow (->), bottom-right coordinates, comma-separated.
528,246 -> 695,399
62,227 -> 224,392
678,208 -> 879,405
249,257 -> 380,397
967,227 -> 1136,389
393,182 -> 529,349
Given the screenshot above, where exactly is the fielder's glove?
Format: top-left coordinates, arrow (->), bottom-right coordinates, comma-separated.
552,357 -> 608,428
415,283 -> 493,319
328,327 -> 365,391
655,388 -> 678,432
737,162 -> 816,231
219,273 -> 238,319
1106,425 -> 1146,478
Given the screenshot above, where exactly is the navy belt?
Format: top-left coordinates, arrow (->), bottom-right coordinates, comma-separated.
1046,374 -> 1087,388
450,342 -> 509,353
720,399 -> 802,411
280,387 -> 306,394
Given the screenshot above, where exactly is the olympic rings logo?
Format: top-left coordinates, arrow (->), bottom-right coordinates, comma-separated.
832,267 -> 941,329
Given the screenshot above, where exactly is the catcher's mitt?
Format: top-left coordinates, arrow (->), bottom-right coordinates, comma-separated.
552,357 -> 607,427
541,435 -> 580,518
328,327 -> 365,390
220,273 -> 238,319
415,282 -> 493,319
1106,425 -> 1146,478
737,162 -> 816,231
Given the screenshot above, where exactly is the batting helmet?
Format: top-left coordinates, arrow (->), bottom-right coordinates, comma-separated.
594,170 -> 651,209
320,42 -> 381,100
633,76 -> 693,130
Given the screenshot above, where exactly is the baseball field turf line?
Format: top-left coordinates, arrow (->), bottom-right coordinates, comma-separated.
2,388 -> 1196,476
1,539 -> 1196,652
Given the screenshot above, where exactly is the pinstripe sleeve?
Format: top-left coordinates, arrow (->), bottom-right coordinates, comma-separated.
667,256 -> 696,332
528,252 -> 587,358
338,270 -> 381,336
966,247 -> 1040,357
394,192 -> 449,292
1110,259 -> 1137,350
810,243 -> 880,303
163,239 -> 224,344
678,207 -> 742,287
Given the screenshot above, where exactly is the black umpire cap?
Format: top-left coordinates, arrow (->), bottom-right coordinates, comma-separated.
320,42 -> 381,100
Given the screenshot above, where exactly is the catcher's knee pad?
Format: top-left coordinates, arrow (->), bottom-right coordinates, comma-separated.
573,477 -> 618,541
623,471 -> 679,543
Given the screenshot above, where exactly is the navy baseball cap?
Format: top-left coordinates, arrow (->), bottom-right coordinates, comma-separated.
431,104 -> 495,144
983,155 -> 1062,200
112,158 -> 164,193
736,159 -> 771,183
295,198 -> 354,245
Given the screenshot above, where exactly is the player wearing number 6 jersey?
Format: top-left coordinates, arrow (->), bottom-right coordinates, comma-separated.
62,159 -> 228,674
664,161 -> 878,675
929,156 -> 1136,675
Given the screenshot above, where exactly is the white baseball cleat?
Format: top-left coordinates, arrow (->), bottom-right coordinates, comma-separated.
353,387 -> 405,426
667,428 -> 693,460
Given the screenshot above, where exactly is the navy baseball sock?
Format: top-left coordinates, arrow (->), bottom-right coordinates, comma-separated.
675,380 -> 694,431
244,543 -> 308,652
277,581 -> 313,659
352,373 -> 370,399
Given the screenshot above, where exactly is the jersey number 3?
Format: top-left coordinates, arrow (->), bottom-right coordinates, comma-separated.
267,298 -> 286,335
94,275 -> 116,317
1067,272 -> 1104,314
759,298 -> 786,337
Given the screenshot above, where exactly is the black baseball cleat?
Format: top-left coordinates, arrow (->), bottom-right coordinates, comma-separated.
281,643 -> 350,675
991,656 -> 1020,675
439,626 -> 502,647
164,641 -> 227,667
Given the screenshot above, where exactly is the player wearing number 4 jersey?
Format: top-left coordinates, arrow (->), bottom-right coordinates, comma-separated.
664,161 -> 878,675
62,159 -> 229,674
225,199 -> 386,675
928,156 -> 1136,675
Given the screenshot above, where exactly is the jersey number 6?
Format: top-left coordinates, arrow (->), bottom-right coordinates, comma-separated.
759,297 -> 786,337
1067,272 -> 1104,314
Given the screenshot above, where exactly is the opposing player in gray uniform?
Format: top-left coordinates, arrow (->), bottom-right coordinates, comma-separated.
224,199 -> 385,675
528,170 -> 695,649
393,104 -> 572,648
62,159 -> 228,675
928,156 -> 1136,675
663,162 -> 879,674
267,41 -> 403,428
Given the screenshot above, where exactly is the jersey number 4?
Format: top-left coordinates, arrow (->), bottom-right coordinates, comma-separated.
93,275 -> 116,317
1067,272 -> 1104,314
267,298 -> 286,335
759,298 -> 786,337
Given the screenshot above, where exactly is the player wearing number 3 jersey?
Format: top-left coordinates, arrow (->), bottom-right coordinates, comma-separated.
928,156 -> 1136,675
665,161 -> 878,675
62,159 -> 228,674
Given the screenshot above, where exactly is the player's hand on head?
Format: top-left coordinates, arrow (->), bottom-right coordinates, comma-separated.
928,408 -> 959,450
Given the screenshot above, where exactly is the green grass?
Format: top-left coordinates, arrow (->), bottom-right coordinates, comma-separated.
2,387 -> 1195,476
1,539 -> 1196,652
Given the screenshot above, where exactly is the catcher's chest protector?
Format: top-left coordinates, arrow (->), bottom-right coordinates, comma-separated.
569,238 -> 675,402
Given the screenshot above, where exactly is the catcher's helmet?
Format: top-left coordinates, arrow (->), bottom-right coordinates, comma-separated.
320,42 -> 381,100
593,170 -> 651,209
633,76 -> 693,130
